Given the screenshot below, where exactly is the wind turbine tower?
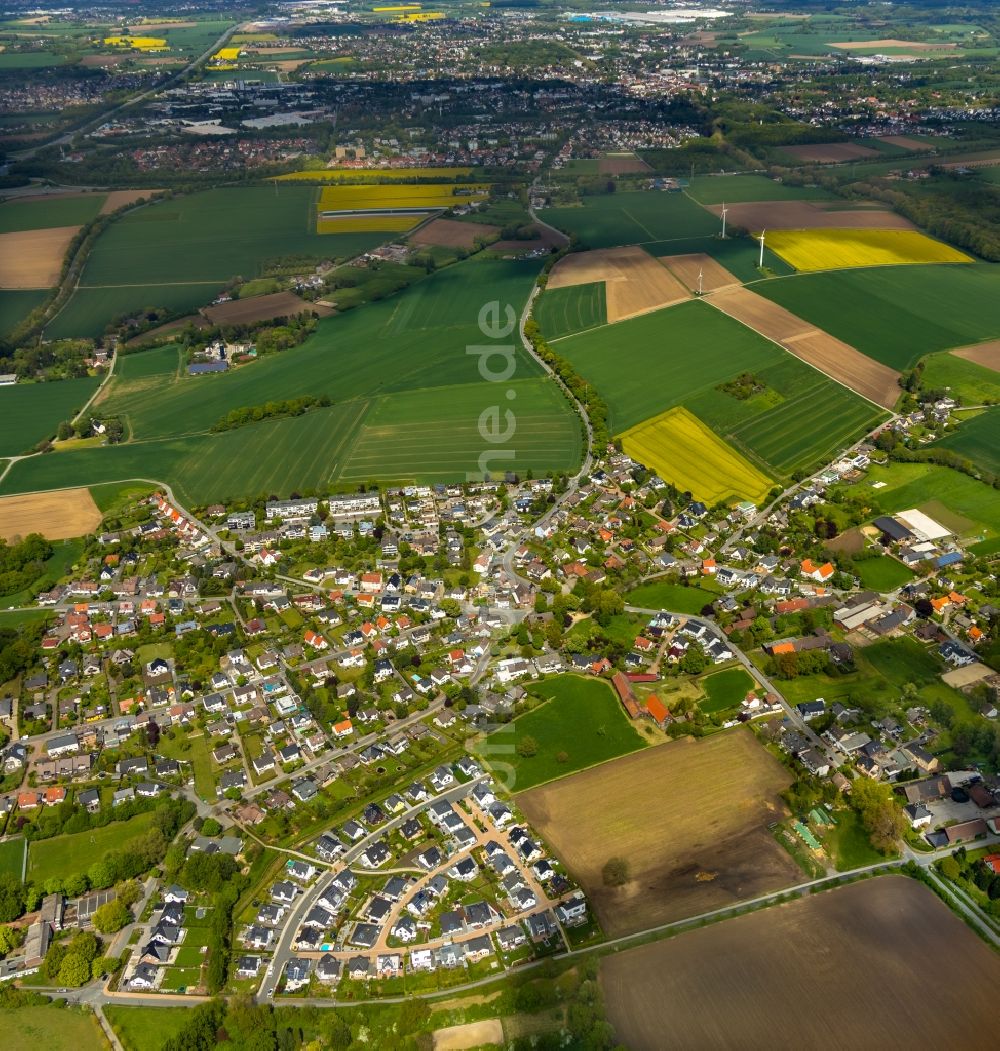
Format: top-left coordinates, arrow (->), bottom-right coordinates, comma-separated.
720,202 -> 728,240
697,267 -> 704,296
758,229 -> 766,268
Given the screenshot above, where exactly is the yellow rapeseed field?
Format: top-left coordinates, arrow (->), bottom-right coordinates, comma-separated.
621,407 -> 773,506
213,47 -> 241,62
103,36 -> 167,50
317,214 -> 423,234
278,167 -> 475,182
318,183 -> 489,212
763,228 -> 972,272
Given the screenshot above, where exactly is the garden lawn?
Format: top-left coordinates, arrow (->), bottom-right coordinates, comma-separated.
0,376 -> 101,456
0,836 -> 25,877
480,674 -> 646,791
3,1005 -> 109,1051
27,810 -> 157,884
700,668 -> 754,714
823,809 -> 885,871
626,581 -> 719,616
853,555 -> 915,592
105,1006 -> 190,1051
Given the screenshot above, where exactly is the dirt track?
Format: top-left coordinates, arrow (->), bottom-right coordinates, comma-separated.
707,285 -> 901,408
517,731 -> 797,937
0,488 -> 102,542
951,340 -> 1000,373
408,217 -> 500,249
0,225 -> 80,288
547,245 -> 690,322
705,200 -> 913,231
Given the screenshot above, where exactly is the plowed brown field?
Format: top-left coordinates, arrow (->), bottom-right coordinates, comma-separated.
705,200 -> 913,231
601,877 -> 999,1051
201,291 -> 330,325
409,217 -> 500,249
707,285 -> 900,408
517,730 -> 797,937
776,142 -> 880,163
951,340 -> 1000,373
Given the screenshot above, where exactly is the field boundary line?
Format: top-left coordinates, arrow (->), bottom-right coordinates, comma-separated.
702,292 -> 896,413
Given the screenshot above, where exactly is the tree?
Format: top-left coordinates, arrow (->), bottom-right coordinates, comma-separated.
93,899 -> 130,934
850,777 -> 907,853
602,857 -> 631,887
0,873 -> 25,923
58,952 -> 92,988
680,646 -> 707,675
0,925 -> 24,957
516,735 -> 539,758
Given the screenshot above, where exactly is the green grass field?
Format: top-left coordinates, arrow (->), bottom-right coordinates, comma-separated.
540,190 -> 719,249
684,175 -> 832,205
756,264 -> 1000,370
4,258 -> 581,499
0,837 -> 25,878
0,290 -> 46,337
823,809 -> 885,871
105,1006 -> 191,1051
934,408 -> 1000,475
557,299 -> 884,478
854,555 -> 915,592
480,674 -> 646,792
2,1005 -> 109,1051
534,281 -> 606,340
0,194 -> 104,233
27,810 -> 157,884
48,185 -> 393,339
919,351 -> 1000,405
700,667 -> 754,713
626,581 -> 720,615
855,461 -> 1000,540
0,376 -> 100,456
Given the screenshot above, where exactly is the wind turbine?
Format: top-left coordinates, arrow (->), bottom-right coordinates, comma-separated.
758,229 -> 766,269
720,202 -> 728,240
697,267 -> 704,296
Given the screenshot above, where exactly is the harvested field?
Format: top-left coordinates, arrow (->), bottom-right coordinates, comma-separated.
661,252 -> 740,293
517,730 -> 798,937
0,487 -> 102,541
200,291 -> 330,326
877,134 -> 927,151
80,53 -> 128,66
408,217 -> 500,249
547,246 -> 689,322
433,1020 -> 504,1050
832,38 -> 956,51
707,285 -> 901,408
100,190 -> 165,214
776,142 -> 880,164
951,339 -> 1000,373
0,225 -> 79,288
826,526 -> 866,555
598,152 -> 651,175
601,877 -> 999,1051
705,200 -> 913,231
